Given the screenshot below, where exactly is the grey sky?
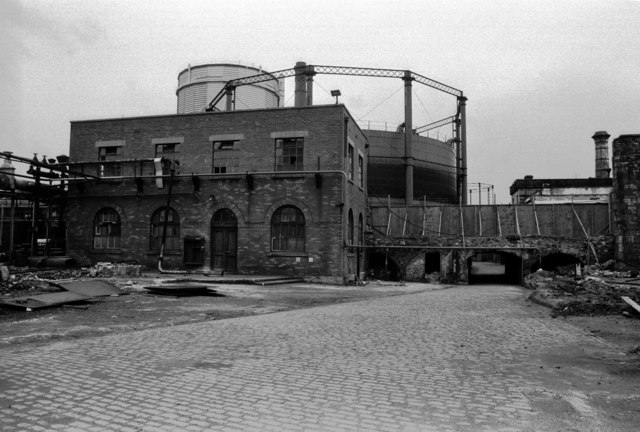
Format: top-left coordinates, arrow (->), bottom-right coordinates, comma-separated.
2,0 -> 639,203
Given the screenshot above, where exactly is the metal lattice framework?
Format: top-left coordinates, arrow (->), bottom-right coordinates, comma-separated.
205,64 -> 463,111
413,115 -> 458,135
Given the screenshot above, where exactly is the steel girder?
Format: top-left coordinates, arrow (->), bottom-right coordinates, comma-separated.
204,64 -> 463,111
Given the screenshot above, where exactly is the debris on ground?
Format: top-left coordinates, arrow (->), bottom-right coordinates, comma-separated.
0,291 -> 94,311
0,269 -> 84,297
143,282 -> 217,296
89,262 -> 142,278
0,265 -> 123,311
526,264 -> 640,317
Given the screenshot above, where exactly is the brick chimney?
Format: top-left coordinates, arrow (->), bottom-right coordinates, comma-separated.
592,131 -> 611,178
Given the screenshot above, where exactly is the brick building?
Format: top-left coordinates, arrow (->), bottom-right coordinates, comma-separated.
65,104 -> 367,281
509,176 -> 612,204
510,132 -> 614,205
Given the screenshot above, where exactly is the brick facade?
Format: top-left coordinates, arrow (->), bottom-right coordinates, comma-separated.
66,105 -> 367,280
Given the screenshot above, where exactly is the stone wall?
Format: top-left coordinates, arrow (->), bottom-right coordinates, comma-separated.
365,230 -> 614,283
612,134 -> 640,268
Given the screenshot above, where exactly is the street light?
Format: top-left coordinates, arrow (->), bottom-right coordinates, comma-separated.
331,89 -> 341,104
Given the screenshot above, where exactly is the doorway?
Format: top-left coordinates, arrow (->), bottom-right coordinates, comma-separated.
211,209 -> 238,273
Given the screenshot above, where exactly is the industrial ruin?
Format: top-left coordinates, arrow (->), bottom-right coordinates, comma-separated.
0,61 -> 638,285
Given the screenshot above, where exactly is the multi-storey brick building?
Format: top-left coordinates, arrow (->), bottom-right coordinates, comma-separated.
65,104 -> 367,281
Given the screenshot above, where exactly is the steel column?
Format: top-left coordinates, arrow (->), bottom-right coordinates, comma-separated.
459,96 -> 468,205
404,71 -> 414,205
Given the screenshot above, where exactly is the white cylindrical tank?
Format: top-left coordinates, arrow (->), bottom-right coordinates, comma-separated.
176,63 -> 283,113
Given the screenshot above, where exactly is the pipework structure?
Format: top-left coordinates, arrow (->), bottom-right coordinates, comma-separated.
0,152 -> 98,263
204,62 -> 468,205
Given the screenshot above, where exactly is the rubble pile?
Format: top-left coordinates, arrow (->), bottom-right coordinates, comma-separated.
526,264 -> 640,317
0,269 -> 83,297
90,263 -> 142,278
0,262 -> 141,298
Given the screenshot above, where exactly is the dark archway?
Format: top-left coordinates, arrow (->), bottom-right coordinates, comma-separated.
368,251 -> 401,281
468,251 -> 523,285
536,253 -> 581,275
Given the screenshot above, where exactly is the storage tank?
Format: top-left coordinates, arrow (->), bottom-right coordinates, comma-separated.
366,130 -> 458,204
177,63 -> 283,113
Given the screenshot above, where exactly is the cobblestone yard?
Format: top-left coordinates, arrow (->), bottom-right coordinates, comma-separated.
0,285 -> 638,431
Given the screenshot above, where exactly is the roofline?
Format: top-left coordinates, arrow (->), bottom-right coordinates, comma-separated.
69,104 -> 368,138
509,177 -> 613,195
177,63 -> 277,78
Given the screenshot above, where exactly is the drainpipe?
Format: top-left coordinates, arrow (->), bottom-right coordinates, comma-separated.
158,167 -> 186,274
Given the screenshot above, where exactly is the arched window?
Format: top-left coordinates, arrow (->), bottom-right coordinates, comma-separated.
150,207 -> 180,251
93,208 -> 121,249
271,206 -> 305,252
358,213 -> 364,245
348,209 -> 354,245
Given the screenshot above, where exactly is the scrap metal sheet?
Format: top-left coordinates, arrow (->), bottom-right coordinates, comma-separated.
0,291 -> 90,310
56,280 -> 120,297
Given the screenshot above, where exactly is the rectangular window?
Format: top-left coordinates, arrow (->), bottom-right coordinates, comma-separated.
347,144 -> 354,181
212,140 -> 239,174
155,143 -> 180,174
358,154 -> 364,188
98,146 -> 122,177
275,138 -> 304,171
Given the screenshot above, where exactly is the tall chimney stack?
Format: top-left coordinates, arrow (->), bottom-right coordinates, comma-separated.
592,131 -> 611,178
294,61 -> 307,107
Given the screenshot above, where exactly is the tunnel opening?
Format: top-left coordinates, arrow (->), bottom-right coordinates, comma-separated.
367,251 -> 401,281
424,252 -> 441,273
468,251 -> 523,285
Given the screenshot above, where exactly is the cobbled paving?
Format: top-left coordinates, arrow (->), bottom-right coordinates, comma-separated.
0,285 -> 635,431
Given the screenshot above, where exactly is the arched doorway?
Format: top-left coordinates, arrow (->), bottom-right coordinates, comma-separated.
211,209 -> 238,272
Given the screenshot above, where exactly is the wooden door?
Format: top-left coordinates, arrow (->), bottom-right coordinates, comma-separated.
211,209 -> 238,272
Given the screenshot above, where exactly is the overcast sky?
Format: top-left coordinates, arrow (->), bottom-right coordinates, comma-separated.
2,0 -> 639,203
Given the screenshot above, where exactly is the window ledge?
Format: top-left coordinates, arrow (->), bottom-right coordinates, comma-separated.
267,251 -> 309,258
